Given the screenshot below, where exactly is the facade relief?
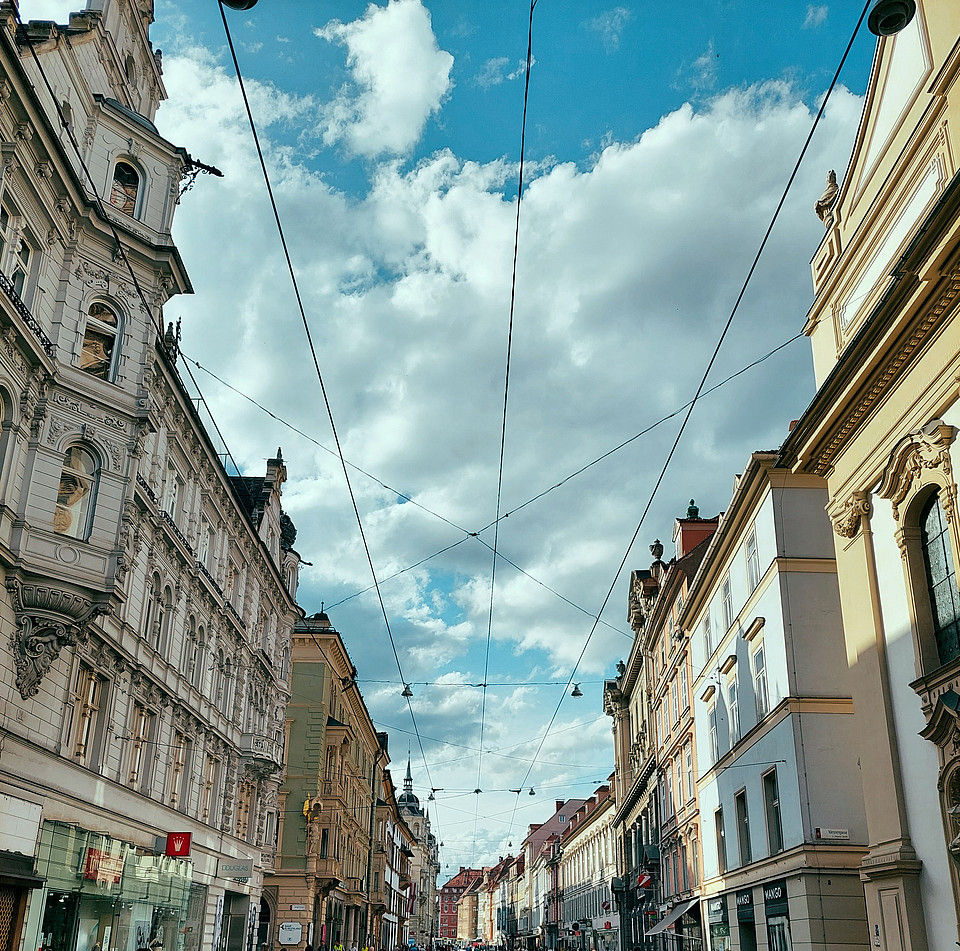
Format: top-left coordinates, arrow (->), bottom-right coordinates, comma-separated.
877,419 -> 958,521
830,490 -> 872,538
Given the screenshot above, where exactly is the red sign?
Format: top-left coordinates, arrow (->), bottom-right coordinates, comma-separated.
636,873 -> 652,889
84,848 -> 125,885
165,833 -> 192,857
604,923 -> 611,930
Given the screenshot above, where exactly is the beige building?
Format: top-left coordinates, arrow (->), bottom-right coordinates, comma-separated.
0,6 -> 302,951
779,0 -> 960,945
397,761 -> 440,949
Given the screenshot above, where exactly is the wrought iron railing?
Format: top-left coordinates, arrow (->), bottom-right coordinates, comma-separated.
0,270 -> 55,358
160,509 -> 192,551
136,473 -> 158,505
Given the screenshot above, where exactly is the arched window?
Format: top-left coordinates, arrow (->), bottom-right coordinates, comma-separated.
54,446 -> 97,538
144,573 -> 162,645
110,161 -> 140,216
920,490 -> 960,667
80,302 -> 120,381
159,586 -> 174,653
215,647 -> 225,704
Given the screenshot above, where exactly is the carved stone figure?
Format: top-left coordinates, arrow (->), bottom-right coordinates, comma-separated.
815,170 -> 839,227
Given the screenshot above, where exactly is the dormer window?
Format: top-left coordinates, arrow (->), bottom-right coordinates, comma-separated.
110,161 -> 140,216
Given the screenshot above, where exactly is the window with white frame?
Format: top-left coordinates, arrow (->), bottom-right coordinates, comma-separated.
708,705 -> 719,763
684,742 -> 694,799
746,528 -> 761,591
753,642 -> 769,719
727,676 -> 740,744
200,753 -> 220,822
0,207 -> 35,301
703,610 -> 713,656
721,576 -> 733,631
671,680 -> 679,724
735,789 -> 752,865
168,731 -> 191,810
70,664 -> 107,767
675,753 -> 685,808
128,702 -> 155,790
763,767 -> 784,855
679,663 -> 688,712
80,302 -> 120,381
715,807 -> 726,873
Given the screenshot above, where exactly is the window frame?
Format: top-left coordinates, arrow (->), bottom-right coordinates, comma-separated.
763,767 -> 784,855
746,527 -> 761,591
715,806 -> 726,874
54,444 -> 99,540
109,158 -> 143,217
735,788 -> 752,866
79,301 -> 122,382
721,576 -> 733,631
753,641 -> 769,720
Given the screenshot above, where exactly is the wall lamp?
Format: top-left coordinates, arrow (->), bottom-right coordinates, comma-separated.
867,0 -> 915,35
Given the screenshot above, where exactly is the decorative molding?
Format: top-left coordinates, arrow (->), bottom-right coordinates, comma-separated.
813,267 -> 960,476
876,419 -> 957,521
7,576 -> 112,698
831,491 -> 872,538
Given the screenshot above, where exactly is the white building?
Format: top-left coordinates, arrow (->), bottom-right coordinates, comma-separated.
685,454 -> 867,951
0,5 -> 301,951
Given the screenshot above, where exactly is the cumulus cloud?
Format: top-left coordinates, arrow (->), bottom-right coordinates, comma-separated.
315,0 -> 453,158
583,7 -> 634,53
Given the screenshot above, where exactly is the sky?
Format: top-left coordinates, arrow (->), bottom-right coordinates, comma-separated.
25,0 -> 878,874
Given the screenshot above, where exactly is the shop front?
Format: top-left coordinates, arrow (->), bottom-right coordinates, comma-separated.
29,822 -> 199,951
761,881 -> 789,951
704,896 -> 728,951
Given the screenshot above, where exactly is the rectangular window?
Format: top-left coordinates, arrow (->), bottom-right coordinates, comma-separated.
735,789 -> 752,865
128,703 -> 155,789
715,807 -> 726,874
728,676 -> 740,744
753,643 -> 769,719
679,663 -> 688,712
70,665 -> 106,767
763,768 -> 784,855
200,755 -> 220,823
685,742 -> 694,799
746,528 -> 760,590
169,731 -> 190,809
691,836 -> 699,885
680,841 -> 689,891
708,705 -> 719,763
722,576 -> 733,630
703,611 -> 713,656
675,754 -> 684,808
671,680 -> 679,724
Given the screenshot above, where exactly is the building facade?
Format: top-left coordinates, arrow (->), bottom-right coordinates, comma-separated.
0,8 -> 304,951
438,868 -> 481,943
778,1 -> 960,945
397,761 -> 440,949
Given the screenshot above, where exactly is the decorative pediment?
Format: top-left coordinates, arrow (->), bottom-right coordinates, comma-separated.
7,575 -> 113,699
876,419 -> 957,521
919,689 -> 960,749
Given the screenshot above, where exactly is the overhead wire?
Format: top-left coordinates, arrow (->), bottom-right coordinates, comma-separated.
502,0 -> 875,834
216,5 -> 440,799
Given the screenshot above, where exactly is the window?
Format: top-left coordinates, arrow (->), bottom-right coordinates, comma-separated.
708,705 -> 719,763
727,676 -> 740,744
691,834 -> 699,886
110,160 -> 140,215
671,681 -> 679,724
920,491 -> 960,666
679,663 -> 688,712
685,742 -> 694,799
54,446 -> 97,538
128,703 -> 155,789
746,528 -> 760,590
675,754 -> 685,808
192,627 -> 206,691
235,781 -> 253,840
753,643 -> 769,719
163,462 -> 181,518
169,731 -> 191,809
703,611 -> 713,656
721,576 -> 733,631
715,807 -> 726,873
200,754 -> 220,822
763,768 -> 784,855
70,665 -> 106,767
80,302 -> 120,380
735,789 -> 751,865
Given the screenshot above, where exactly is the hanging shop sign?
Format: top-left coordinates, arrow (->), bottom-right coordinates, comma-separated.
166,833 -> 192,857
217,858 -> 253,880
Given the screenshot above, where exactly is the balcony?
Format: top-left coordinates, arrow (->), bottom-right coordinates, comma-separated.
0,270 -> 55,358
239,732 -> 283,773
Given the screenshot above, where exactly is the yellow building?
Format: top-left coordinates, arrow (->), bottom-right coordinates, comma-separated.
780,1 -> 960,945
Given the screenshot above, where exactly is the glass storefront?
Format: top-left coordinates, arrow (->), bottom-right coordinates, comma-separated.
34,823 -> 201,951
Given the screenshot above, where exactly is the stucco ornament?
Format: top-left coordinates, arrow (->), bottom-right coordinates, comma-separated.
7,577 -> 112,698
877,419 -> 958,521
831,491 -> 872,538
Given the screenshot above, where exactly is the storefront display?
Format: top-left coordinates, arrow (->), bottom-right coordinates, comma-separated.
33,822 -> 199,951
705,895 -> 729,951
762,880 -> 791,951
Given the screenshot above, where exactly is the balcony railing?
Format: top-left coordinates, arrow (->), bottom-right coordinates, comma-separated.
136,473 -> 158,505
239,732 -> 283,771
0,271 -> 55,358
160,509 -> 192,551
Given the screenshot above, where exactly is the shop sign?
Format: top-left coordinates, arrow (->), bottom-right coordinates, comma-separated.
735,890 -> 754,923
278,923 -> 303,946
763,879 -> 788,917
706,896 -> 727,924
83,847 -> 124,885
217,858 -> 253,880
166,833 -> 192,857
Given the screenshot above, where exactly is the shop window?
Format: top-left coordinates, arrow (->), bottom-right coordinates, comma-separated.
763,767 -> 784,855
746,528 -> 760,591
70,665 -> 107,767
110,161 -> 140,216
735,789 -> 751,865
767,916 -> 793,951
54,446 -> 98,539
753,642 -> 769,719
919,490 -> 960,666
80,302 -> 120,380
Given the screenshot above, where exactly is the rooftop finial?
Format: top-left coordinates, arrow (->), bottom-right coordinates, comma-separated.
687,499 -> 699,518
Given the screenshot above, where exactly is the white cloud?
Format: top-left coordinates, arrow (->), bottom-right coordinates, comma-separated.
583,7 -> 634,53
804,5 -> 829,28
315,0 -> 453,158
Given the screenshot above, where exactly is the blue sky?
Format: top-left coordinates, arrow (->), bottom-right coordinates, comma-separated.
27,0 -> 878,872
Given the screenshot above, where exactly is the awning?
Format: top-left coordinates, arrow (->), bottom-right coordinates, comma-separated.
644,898 -> 700,937
0,851 -> 45,888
